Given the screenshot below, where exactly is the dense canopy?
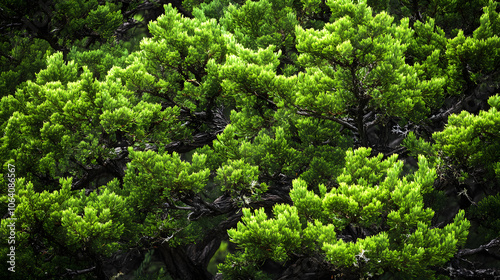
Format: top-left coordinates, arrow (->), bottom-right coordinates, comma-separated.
1,0 -> 499,279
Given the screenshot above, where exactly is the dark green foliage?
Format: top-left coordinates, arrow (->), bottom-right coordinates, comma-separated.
0,38 -> 52,98
469,194 -> 500,241
1,0 -> 499,279
134,250 -> 171,280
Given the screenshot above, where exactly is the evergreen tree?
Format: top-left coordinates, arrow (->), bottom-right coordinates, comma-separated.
1,0 -> 499,279
221,148 -> 470,279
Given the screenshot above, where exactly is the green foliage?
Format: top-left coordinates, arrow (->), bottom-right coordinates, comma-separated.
138,4 -> 226,112
208,241 -> 230,275
0,52 -> 186,188
67,42 -> 131,80
473,0 -> 500,39
433,95 -> 500,179
447,1 -> 500,93
337,147 -> 399,188
407,18 -> 448,109
221,0 -> 298,50
193,0 -> 233,21
85,3 -> 123,39
287,0 -> 447,147
216,159 -> 266,198
403,132 -> 437,158
367,0 -> 489,35
0,0 -> 151,100
53,0 -> 123,43
60,187 -> 130,256
0,38 -> 52,97
222,148 -> 470,278
297,144 -> 345,189
2,0 -> 500,278
124,149 -> 210,211
298,0 -> 441,116
207,119 -> 346,189
230,205 -> 303,262
133,250 -> 172,280
404,96 -> 500,182
469,193 -> 500,241
218,251 -> 273,280
489,94 -> 500,110
249,126 -> 301,177
0,178 -> 133,278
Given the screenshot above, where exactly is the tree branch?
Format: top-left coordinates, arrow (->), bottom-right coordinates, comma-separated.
60,266 -> 96,278
295,109 -> 358,132
435,238 -> 500,279
457,238 -> 500,259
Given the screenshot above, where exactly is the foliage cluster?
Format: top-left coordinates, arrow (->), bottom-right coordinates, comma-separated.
1,0 -> 499,279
